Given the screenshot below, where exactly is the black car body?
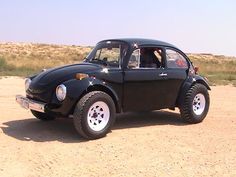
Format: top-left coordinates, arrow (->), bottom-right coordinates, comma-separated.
16,38 -> 210,139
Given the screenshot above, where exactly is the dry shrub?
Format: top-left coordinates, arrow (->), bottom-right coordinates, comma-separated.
0,43 -> 236,85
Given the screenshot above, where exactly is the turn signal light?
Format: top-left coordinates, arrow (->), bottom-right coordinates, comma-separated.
75,73 -> 89,80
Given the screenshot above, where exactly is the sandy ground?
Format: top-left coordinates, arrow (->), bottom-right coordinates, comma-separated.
0,77 -> 235,177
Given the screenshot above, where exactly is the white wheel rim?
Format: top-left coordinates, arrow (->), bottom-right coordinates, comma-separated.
192,93 -> 206,116
87,101 -> 110,132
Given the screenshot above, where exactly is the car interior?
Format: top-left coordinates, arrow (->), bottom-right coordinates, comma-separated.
128,47 -> 164,69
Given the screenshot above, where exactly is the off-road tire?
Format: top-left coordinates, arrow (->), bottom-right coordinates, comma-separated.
73,91 -> 116,140
180,83 -> 210,123
31,110 -> 55,121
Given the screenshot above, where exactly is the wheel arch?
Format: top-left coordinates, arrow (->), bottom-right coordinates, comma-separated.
176,76 -> 210,107
60,78 -> 121,116
82,84 -> 121,113
194,77 -> 211,90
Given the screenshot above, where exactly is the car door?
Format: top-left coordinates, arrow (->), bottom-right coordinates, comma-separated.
123,47 -> 168,111
123,47 -> 188,112
162,48 -> 189,106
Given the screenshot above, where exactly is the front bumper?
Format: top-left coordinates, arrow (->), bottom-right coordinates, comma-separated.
16,95 -> 46,113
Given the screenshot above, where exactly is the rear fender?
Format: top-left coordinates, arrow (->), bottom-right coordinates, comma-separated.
176,75 -> 210,107
194,75 -> 211,90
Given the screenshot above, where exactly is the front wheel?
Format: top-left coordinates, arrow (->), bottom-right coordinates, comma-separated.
180,84 -> 210,123
73,91 -> 116,140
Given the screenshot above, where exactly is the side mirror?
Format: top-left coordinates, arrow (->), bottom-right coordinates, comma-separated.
194,66 -> 199,73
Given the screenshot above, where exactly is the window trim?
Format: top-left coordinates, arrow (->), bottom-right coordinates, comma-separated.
127,49 -> 140,69
87,41 -> 129,69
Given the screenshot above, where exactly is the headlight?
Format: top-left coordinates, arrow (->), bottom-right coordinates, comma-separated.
56,84 -> 67,101
25,78 -> 31,91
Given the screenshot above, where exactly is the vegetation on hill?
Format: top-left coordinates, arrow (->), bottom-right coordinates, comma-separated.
0,43 -> 236,86
0,43 -> 92,76
188,54 -> 236,86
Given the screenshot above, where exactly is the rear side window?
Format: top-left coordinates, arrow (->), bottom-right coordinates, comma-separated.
166,49 -> 188,69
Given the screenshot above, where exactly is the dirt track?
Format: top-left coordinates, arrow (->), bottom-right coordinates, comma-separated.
0,77 -> 235,177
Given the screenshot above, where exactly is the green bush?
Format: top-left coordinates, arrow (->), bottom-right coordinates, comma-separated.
0,57 -> 7,70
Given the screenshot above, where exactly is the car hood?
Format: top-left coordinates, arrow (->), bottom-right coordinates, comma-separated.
29,63 -> 101,93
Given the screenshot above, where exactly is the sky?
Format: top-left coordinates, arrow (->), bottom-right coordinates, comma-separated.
0,0 -> 236,56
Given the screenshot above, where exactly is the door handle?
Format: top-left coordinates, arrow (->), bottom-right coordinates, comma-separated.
159,73 -> 168,77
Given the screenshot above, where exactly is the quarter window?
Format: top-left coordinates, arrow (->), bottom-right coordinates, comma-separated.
166,49 -> 188,69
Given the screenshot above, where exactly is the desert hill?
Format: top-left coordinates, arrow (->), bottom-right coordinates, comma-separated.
0,42 -> 236,86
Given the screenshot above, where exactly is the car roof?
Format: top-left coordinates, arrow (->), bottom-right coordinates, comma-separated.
99,38 -> 177,48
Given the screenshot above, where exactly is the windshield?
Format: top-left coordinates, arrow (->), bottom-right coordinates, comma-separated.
86,41 -> 128,68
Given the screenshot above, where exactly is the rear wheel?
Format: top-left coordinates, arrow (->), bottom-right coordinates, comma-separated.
31,110 -> 55,121
73,91 -> 116,140
180,84 -> 210,123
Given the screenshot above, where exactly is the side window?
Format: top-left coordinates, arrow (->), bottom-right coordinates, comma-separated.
128,49 -> 140,68
140,47 -> 163,68
166,49 -> 188,69
128,47 -> 163,69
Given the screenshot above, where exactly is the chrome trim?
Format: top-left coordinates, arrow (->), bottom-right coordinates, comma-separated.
16,95 -> 45,113
56,84 -> 67,101
25,78 -> 31,91
159,73 -> 168,77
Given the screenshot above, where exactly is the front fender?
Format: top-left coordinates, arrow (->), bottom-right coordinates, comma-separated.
51,77 -> 121,116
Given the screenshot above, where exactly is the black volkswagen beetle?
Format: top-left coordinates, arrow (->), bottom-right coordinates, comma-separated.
16,38 -> 210,139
